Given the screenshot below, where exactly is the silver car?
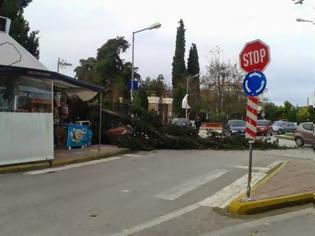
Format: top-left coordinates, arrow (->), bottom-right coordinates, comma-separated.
294,122 -> 314,147
272,121 -> 297,134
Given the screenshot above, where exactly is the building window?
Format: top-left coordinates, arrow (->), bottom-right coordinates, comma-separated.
0,75 -> 52,113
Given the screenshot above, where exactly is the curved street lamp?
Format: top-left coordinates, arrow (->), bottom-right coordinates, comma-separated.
130,23 -> 161,102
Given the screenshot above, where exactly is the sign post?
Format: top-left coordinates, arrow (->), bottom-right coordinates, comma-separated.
247,139 -> 254,198
240,39 -> 270,198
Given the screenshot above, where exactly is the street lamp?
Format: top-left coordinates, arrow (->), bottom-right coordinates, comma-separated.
185,73 -> 199,119
130,22 -> 161,102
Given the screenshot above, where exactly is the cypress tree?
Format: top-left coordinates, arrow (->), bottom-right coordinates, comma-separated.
187,43 -> 200,115
172,19 -> 186,115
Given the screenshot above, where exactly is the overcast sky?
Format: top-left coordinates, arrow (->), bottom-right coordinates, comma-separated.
24,0 -> 315,106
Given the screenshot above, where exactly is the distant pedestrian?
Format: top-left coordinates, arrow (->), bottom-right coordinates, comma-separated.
195,115 -> 201,133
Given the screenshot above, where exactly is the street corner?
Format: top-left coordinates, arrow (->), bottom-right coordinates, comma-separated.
226,160 -> 315,215
227,192 -> 314,215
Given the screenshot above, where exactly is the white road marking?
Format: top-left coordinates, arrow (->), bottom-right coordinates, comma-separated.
25,156 -> 123,175
109,160 -> 285,236
199,172 -> 266,208
202,207 -> 315,236
266,160 -> 283,170
155,169 -> 228,200
123,154 -> 141,158
110,203 -> 200,236
230,165 -> 269,172
120,189 -> 129,193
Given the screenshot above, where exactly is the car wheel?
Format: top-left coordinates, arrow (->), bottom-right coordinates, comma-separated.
277,129 -> 283,134
295,137 -> 304,147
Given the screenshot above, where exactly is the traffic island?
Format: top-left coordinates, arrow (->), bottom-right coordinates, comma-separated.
228,159 -> 315,215
0,145 -> 129,174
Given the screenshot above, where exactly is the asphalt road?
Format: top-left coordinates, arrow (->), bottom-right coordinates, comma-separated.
0,147 -> 314,236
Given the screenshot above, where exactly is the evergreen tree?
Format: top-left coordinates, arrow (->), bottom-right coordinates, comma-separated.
187,43 -> 200,115
0,0 -> 40,58
172,19 -> 186,115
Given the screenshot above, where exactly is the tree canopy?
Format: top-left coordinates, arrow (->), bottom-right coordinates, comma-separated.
75,36 -> 139,104
187,43 -> 200,115
201,59 -> 245,120
133,74 -> 169,112
172,19 -> 186,115
0,0 -> 40,58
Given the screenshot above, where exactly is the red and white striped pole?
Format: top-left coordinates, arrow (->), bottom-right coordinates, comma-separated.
245,96 -> 259,198
245,96 -> 259,139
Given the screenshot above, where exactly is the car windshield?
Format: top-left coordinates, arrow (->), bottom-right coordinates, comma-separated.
257,120 -> 268,126
273,121 -> 283,125
229,120 -> 245,127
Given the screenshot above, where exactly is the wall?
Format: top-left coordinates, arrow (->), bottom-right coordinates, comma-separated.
0,112 -> 53,165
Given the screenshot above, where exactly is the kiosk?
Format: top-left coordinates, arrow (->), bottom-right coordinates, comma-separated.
0,16 -> 103,166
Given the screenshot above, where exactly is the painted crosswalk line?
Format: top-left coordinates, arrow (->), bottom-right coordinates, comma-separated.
25,156 -> 123,175
155,169 -> 228,200
199,172 -> 266,208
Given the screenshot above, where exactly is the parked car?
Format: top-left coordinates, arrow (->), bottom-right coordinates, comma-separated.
257,119 -> 272,136
294,122 -> 314,147
272,120 -> 297,134
223,119 -> 245,136
171,118 -> 192,127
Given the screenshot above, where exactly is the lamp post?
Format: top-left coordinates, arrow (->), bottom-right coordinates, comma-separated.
130,23 -> 161,102
185,73 -> 199,119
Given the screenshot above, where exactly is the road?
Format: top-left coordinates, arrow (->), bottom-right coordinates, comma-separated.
0,146 -> 314,236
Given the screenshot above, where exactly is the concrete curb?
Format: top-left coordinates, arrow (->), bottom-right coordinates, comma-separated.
227,161 -> 315,215
0,149 -> 130,174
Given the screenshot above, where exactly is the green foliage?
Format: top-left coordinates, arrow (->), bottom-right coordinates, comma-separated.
172,19 -> 187,115
74,57 -> 100,83
75,37 -> 138,105
144,74 -> 167,97
161,124 -> 198,137
264,102 -> 278,121
262,100 -> 314,123
187,44 -> 200,76
116,111 -> 279,151
172,83 -> 186,116
296,107 -> 310,123
187,43 -> 201,115
132,74 -> 168,112
0,0 -> 40,58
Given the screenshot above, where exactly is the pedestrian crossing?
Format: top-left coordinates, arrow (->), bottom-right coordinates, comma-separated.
155,169 -> 228,200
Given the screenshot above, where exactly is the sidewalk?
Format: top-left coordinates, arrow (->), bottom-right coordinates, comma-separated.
0,145 -> 129,174
228,159 -> 315,214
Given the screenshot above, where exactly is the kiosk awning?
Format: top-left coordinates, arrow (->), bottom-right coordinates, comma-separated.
0,65 -> 104,93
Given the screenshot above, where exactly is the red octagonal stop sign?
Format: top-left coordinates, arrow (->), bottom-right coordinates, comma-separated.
239,39 -> 270,73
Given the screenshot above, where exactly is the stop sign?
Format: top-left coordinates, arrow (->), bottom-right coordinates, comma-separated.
239,39 -> 270,73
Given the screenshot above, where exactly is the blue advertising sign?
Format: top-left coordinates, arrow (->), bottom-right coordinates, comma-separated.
242,71 -> 267,96
127,80 -> 139,90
